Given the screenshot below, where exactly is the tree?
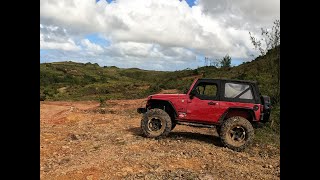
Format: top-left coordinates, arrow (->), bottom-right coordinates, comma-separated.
209,58 -> 219,67
249,20 -> 280,56
204,57 -> 209,66
204,54 -> 231,68
219,54 -> 232,68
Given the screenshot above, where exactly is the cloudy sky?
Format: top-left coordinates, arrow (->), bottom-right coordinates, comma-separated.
40,0 -> 280,71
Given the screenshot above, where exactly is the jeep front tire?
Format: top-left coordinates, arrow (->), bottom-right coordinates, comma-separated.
141,108 -> 172,138
219,116 -> 254,152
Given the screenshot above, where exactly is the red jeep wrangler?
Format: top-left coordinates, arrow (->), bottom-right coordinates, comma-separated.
137,78 -> 271,151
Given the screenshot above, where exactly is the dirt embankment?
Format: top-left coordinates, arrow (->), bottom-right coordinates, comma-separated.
40,99 -> 279,180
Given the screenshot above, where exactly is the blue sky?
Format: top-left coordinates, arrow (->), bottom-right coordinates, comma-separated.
85,33 -> 110,47
184,0 -> 196,7
40,0 -> 279,71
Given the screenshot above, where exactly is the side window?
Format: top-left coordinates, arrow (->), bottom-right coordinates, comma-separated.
194,82 -> 217,98
224,83 -> 253,100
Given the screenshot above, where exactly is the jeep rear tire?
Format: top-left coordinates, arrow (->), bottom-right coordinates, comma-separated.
171,121 -> 177,130
219,116 -> 254,152
141,108 -> 172,138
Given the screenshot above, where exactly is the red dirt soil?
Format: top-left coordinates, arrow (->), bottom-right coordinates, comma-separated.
40,99 -> 279,180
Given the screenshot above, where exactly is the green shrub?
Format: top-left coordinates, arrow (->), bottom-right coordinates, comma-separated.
98,96 -> 107,107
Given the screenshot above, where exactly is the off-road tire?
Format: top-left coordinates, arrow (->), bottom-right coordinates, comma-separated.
141,108 -> 172,138
171,120 -> 177,130
219,116 -> 254,152
216,126 -> 221,135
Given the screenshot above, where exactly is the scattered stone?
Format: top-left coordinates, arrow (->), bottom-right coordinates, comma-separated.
199,174 -> 215,180
122,167 -> 133,173
138,170 -> 143,173
155,167 -> 163,173
69,133 -> 78,141
58,158 -> 70,165
136,173 -> 144,177
42,166 -> 50,172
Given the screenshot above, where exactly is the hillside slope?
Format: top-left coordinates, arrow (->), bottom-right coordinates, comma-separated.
40,46 -> 279,102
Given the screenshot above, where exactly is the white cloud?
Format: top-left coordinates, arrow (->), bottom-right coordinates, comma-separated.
40,24 -> 80,51
40,0 -> 280,70
81,39 -> 104,53
40,39 -> 80,51
197,0 -> 280,31
104,42 -> 153,58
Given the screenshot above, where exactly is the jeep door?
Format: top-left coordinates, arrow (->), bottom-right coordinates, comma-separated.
185,79 -> 223,123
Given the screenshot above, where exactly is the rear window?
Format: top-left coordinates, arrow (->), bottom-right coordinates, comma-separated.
224,83 -> 253,100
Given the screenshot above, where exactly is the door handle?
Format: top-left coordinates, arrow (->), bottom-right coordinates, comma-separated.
208,101 -> 217,105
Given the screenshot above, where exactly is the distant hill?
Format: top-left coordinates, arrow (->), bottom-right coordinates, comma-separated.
40,46 -> 279,103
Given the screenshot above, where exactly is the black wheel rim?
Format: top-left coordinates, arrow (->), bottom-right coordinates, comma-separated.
147,118 -> 164,133
229,126 -> 246,143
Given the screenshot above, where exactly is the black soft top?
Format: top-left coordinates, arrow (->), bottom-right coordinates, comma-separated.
198,78 -> 257,84
196,78 -> 261,104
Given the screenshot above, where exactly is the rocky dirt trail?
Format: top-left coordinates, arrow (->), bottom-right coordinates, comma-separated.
40,99 -> 280,180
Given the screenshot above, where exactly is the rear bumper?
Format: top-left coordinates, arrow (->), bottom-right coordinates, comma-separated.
137,108 -> 147,114
260,110 -> 271,123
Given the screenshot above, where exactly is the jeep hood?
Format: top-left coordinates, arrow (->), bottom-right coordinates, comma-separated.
148,94 -> 185,100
